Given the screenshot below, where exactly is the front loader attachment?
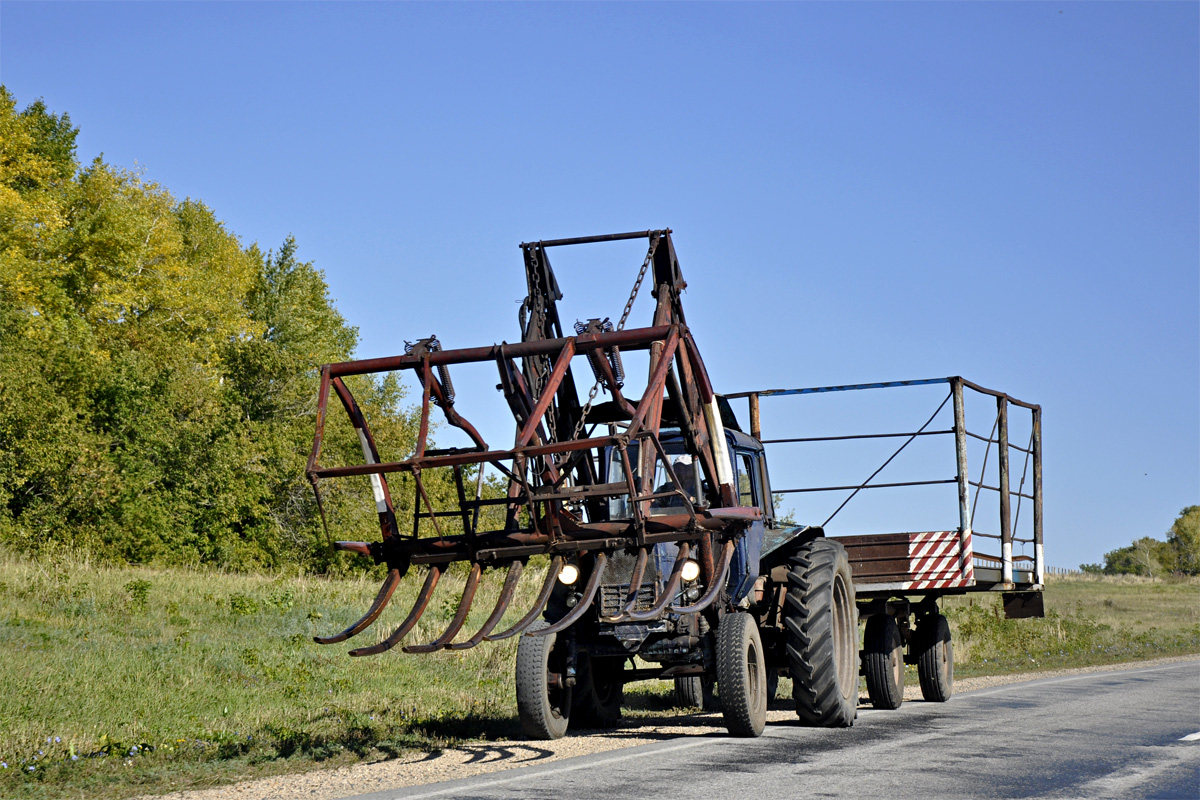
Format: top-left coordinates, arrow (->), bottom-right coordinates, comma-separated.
307,231 -> 758,656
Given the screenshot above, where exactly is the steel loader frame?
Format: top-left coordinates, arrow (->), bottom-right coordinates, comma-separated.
306,230 -> 758,656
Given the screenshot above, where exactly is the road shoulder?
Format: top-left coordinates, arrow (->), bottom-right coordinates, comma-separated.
142,654 -> 1200,800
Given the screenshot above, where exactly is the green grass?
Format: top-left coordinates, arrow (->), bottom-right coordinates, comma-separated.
0,550 -> 533,799
944,573 -> 1200,675
1,552 -> 1197,799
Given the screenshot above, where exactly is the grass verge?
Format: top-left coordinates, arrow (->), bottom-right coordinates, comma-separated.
1,552 -> 1197,799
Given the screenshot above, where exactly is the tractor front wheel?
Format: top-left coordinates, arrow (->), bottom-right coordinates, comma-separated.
716,611 -> 768,737
515,621 -> 572,739
571,651 -> 624,728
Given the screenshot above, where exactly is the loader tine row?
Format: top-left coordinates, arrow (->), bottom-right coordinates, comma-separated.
526,553 -> 609,637
403,562 -> 483,654
668,539 -> 735,615
313,567 -> 402,645
621,543 -> 691,623
447,559 -> 525,651
349,566 -> 442,657
486,556 -> 563,641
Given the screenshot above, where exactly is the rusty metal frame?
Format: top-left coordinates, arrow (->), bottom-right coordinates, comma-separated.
308,231 -> 755,656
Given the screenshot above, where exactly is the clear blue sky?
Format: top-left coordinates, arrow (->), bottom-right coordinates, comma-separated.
3,1 -> 1197,570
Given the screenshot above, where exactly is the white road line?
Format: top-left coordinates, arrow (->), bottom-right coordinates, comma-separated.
961,661 -> 1198,699
1181,731 -> 1200,742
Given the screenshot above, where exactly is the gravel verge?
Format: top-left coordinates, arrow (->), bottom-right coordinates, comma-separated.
144,654 -> 1199,800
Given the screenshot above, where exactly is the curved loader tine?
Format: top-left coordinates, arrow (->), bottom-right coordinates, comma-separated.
527,553 -> 608,637
622,543 -> 691,623
403,563 -> 483,654
486,556 -> 562,641
314,568 -> 401,645
446,560 -> 525,651
669,539 -> 735,615
349,566 -> 441,657
601,547 -> 647,622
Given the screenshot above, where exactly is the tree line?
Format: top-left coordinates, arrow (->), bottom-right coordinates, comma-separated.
0,88 -> 464,571
1082,505 -> 1199,579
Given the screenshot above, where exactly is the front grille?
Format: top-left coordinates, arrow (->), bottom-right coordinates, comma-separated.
599,583 -> 656,617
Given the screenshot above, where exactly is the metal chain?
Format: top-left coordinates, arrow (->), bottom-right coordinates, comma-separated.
617,233 -> 659,332
567,234 -> 661,444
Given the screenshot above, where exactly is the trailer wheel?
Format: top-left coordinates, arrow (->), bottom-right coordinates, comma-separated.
570,652 -> 623,728
785,538 -> 858,727
672,675 -> 713,710
515,621 -> 571,739
916,613 -> 953,702
716,611 -> 768,737
863,614 -> 905,709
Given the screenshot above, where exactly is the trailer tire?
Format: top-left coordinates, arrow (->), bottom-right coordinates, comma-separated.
673,675 -> 713,710
716,611 -> 768,737
863,614 -> 905,709
916,613 -> 953,702
570,652 -> 623,728
515,621 -> 571,739
785,538 -> 858,727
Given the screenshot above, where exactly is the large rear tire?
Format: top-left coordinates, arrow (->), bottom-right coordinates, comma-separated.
716,611 -> 768,737
785,538 -> 859,727
916,613 -> 953,702
863,614 -> 904,709
570,651 -> 623,728
515,621 -> 571,739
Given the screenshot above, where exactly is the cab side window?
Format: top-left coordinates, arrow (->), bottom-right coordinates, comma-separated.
735,451 -> 760,509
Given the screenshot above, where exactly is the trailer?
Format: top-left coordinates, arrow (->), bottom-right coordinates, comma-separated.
726,378 -> 1044,711
304,230 -> 1046,738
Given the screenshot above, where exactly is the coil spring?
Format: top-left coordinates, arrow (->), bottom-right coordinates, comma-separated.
405,336 -> 455,405
574,318 -> 624,390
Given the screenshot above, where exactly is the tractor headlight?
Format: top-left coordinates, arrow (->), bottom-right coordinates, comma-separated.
558,563 -> 580,585
681,559 -> 701,583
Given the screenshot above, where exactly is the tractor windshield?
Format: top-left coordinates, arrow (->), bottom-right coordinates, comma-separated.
606,438 -> 703,519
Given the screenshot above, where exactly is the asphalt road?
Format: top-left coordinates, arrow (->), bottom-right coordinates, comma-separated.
344,660 -> 1200,800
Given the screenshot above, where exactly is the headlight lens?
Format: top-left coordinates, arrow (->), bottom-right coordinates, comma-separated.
681,559 -> 701,582
558,563 -> 580,585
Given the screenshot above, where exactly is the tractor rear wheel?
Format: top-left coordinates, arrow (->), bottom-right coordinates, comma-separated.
785,538 -> 858,727
916,613 -> 954,702
515,621 -> 571,739
863,614 -> 905,709
716,611 -> 768,737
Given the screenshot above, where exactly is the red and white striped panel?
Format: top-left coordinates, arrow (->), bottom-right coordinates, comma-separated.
908,530 -> 973,590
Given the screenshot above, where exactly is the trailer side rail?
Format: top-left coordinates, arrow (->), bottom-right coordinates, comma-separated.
727,377 -> 1043,591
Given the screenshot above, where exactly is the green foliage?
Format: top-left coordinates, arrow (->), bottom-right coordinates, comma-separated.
228,593 -> 259,616
1099,506 -> 1200,578
0,87 -> 454,571
123,579 -> 151,611
1166,505 -> 1199,575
